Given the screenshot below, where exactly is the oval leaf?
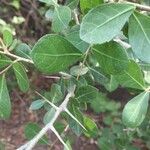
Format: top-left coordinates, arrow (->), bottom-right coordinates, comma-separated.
13,62 -> 29,92
15,43 -> 31,59
31,34 -> 82,74
70,65 -> 88,76
75,85 -> 98,102
129,11 -> 150,63
115,60 -> 145,90
92,41 -> 129,75
30,99 -> 45,110
52,6 -> 71,32
122,91 -> 149,128
0,54 -> 12,69
80,3 -> 135,44
66,25 -> 89,53
3,30 -> 13,47
43,108 -> 56,124
0,75 -> 11,119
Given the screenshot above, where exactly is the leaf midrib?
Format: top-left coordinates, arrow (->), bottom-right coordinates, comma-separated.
133,13 -> 150,45
13,64 -> 28,88
93,47 -> 128,63
34,53 -> 82,57
127,92 -> 148,124
81,5 -> 134,38
124,70 -> 145,90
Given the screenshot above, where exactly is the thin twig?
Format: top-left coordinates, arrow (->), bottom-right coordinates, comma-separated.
0,37 -> 33,64
0,51 -> 33,64
114,38 -> 131,49
121,1 -> 150,12
76,46 -> 91,80
35,91 -> 59,110
0,59 -> 19,75
17,85 -> 76,150
73,9 -> 80,25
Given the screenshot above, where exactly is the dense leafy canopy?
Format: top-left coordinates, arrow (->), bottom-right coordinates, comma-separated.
1,0 -> 150,149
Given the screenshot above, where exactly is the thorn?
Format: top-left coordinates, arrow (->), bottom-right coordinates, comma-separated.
51,126 -> 70,150
65,108 -> 87,131
35,91 -> 59,110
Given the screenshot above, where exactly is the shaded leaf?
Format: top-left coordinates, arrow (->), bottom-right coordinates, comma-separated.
115,60 -> 145,90
104,75 -> 118,92
67,105 -> 83,136
66,25 -> 89,53
39,0 -> 58,6
30,99 -> 45,110
43,108 -> 56,124
75,85 -> 98,102
15,43 -> 31,59
92,41 -> 129,74
80,0 -> 103,13
3,30 -> 13,47
24,122 -> 49,144
50,84 -> 63,103
70,65 -> 88,76
13,62 -> 29,92
52,6 -> 71,32
0,54 -> 12,69
0,75 -> 11,119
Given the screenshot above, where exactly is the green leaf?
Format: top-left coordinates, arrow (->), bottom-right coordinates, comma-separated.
80,3 -> 135,44
80,0 -> 103,13
129,11 -> 150,63
0,75 -> 11,119
39,0 -> 58,6
24,122 -> 49,144
31,34 -> 82,74
75,85 -> 98,102
115,60 -> 145,90
122,91 -> 149,128
54,122 -> 66,134
0,54 -> 12,69
70,65 -> 88,76
9,39 -> 18,51
83,116 -> 99,138
67,105 -> 83,136
50,83 -> 63,103
92,41 -> 129,75
104,75 -> 118,92
13,62 -> 29,92
15,43 -> 31,59
29,99 -> 45,110
66,25 -> 89,53
45,9 -> 54,21
52,6 -> 71,32
3,30 -> 13,47
65,0 -> 79,9
88,66 -> 109,86
43,108 -> 56,124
